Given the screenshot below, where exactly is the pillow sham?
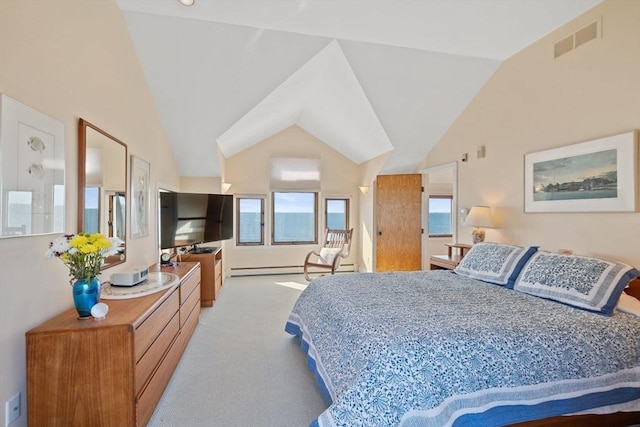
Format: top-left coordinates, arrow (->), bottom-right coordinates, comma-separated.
617,292 -> 640,317
319,248 -> 342,267
453,242 -> 538,287
513,251 -> 639,316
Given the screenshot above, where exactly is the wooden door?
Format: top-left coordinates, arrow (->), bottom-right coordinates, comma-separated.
375,174 -> 423,271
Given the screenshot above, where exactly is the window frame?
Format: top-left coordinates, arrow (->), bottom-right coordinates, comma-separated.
236,196 -> 265,246
271,191 -> 318,245
428,194 -> 453,238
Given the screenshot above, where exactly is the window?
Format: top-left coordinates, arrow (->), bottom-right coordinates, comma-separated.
428,195 -> 453,237
6,191 -> 32,234
84,187 -> 100,234
272,192 -> 317,244
236,197 -> 264,246
53,185 -> 65,233
325,198 -> 349,230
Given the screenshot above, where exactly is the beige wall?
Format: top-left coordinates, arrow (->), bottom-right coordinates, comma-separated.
421,0 -> 640,267
0,1 -> 179,424
224,125 -> 361,274
180,176 -> 222,194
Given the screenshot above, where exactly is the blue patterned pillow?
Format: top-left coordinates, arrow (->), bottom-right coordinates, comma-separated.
453,242 -> 538,287
513,252 -> 640,316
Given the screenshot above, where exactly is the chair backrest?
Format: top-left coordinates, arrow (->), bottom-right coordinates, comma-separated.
323,228 -> 353,258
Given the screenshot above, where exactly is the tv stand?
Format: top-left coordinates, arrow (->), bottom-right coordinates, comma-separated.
187,247 -> 223,306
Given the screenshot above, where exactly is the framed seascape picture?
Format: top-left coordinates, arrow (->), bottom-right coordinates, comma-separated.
0,94 -> 65,238
524,131 -> 638,213
130,155 -> 150,238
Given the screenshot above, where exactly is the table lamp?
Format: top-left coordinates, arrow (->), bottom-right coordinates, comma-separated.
463,205 -> 494,244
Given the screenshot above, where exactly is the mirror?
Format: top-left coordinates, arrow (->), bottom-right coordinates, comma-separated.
78,118 -> 127,269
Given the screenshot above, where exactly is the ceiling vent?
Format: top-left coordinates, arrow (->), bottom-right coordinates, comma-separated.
554,18 -> 601,58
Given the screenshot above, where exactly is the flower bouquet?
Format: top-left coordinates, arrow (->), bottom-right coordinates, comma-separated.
46,232 -> 123,317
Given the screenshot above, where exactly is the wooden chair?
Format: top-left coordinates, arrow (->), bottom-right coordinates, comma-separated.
303,228 -> 353,281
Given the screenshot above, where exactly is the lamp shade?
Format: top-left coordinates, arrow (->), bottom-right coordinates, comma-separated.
463,206 -> 494,228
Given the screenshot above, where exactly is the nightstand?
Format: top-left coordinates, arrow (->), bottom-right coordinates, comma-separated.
430,243 -> 472,270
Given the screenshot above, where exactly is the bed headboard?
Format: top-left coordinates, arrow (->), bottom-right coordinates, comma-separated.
625,277 -> 640,301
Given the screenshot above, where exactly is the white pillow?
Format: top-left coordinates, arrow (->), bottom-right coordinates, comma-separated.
514,251 -> 639,316
319,248 -> 342,268
617,292 -> 640,317
453,242 -> 538,287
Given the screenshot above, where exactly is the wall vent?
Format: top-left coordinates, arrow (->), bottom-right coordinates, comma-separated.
554,35 -> 574,58
554,17 -> 601,58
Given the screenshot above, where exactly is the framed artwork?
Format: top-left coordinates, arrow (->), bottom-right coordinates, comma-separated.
0,94 -> 65,238
130,155 -> 150,239
524,131 -> 638,213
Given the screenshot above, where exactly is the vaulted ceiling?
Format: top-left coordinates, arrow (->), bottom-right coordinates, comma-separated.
116,0 -> 601,177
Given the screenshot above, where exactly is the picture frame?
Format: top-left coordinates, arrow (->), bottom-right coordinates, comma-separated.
130,155 -> 150,238
0,94 -> 65,238
524,131 -> 638,213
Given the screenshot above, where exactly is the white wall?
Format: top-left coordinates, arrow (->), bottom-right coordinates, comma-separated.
421,0 -> 640,267
0,2 -> 179,425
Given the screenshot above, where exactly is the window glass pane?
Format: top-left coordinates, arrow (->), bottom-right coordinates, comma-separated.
7,191 -> 32,234
84,187 -> 99,233
326,199 -> 348,230
238,198 -> 263,245
273,192 -> 316,243
428,197 -> 452,235
53,185 -> 65,233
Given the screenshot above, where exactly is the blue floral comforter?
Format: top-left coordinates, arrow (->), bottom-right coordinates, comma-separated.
285,271 -> 640,426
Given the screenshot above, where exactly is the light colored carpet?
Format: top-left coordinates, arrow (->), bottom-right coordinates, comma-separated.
148,274 -> 327,427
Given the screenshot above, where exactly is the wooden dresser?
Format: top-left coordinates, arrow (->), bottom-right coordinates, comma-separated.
187,248 -> 223,306
26,262 -> 201,427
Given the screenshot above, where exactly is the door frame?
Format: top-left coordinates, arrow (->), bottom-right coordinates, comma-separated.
420,162 -> 458,270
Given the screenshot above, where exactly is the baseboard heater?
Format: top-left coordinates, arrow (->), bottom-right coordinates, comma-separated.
230,263 -> 355,277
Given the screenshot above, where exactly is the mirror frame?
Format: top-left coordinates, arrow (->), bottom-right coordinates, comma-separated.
78,118 -> 128,269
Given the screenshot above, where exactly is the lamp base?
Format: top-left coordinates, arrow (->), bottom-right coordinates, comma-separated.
471,228 -> 485,244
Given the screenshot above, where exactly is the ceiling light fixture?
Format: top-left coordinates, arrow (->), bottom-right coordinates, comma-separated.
178,0 -> 194,5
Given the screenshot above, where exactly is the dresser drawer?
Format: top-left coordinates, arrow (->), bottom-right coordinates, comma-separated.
180,283 -> 200,328
178,301 -> 200,351
135,312 -> 179,394
180,267 -> 200,305
136,332 -> 184,426
214,260 -> 222,283
134,289 -> 179,362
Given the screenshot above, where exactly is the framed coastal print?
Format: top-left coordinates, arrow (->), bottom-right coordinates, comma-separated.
0,94 -> 65,238
524,131 -> 638,213
130,155 -> 150,238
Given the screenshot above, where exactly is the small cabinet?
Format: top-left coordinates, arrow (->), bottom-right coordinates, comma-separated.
187,248 -> 223,307
26,262 -> 201,427
430,243 -> 472,270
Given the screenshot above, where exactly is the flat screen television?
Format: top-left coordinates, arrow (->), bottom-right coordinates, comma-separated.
160,192 -> 233,250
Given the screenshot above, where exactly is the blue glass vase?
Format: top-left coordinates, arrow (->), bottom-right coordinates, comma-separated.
72,277 -> 101,319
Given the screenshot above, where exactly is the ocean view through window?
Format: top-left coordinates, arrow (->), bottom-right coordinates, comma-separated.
237,197 -> 264,245
326,198 -> 349,230
272,192 -> 317,244
428,196 -> 452,236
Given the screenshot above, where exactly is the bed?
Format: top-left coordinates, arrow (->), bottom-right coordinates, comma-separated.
285,243 -> 640,427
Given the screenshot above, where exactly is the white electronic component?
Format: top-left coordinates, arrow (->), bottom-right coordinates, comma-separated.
110,267 -> 149,287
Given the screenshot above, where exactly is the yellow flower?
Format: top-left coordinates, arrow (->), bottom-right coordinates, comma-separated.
70,235 -> 89,248
79,243 -> 97,254
94,237 -> 112,249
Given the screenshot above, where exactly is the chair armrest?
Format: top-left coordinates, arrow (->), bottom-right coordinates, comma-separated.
304,250 -> 321,264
